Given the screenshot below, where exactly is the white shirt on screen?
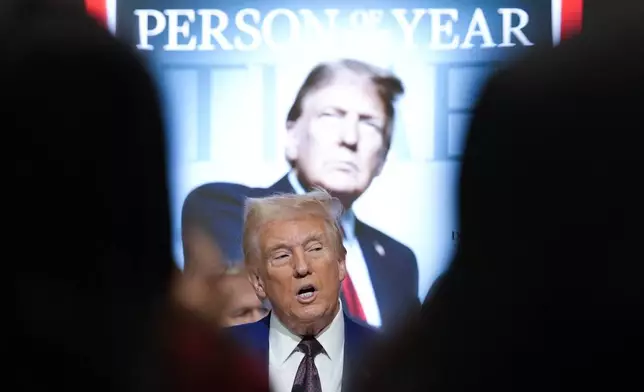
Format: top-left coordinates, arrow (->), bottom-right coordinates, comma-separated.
268,305 -> 344,392
288,171 -> 382,327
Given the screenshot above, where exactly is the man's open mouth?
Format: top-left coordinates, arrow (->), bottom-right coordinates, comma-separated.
296,284 -> 317,300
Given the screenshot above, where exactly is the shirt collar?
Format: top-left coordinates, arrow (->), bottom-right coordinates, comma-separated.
269,303 -> 345,364
287,170 -> 308,196
287,170 -> 357,241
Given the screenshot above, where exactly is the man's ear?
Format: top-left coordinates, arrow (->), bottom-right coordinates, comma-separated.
338,247 -> 347,282
248,268 -> 266,300
285,120 -> 299,163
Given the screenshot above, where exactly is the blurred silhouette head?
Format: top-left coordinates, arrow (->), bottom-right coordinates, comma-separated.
355,7 -> 644,392
424,9 -> 644,391
243,190 -> 346,336
8,6 -> 173,391
285,59 -> 404,207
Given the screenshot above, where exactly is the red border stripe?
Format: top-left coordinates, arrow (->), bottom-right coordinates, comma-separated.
85,0 -> 107,27
561,0 -> 584,40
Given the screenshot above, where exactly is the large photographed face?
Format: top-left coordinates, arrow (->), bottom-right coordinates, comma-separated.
286,72 -> 388,200
254,217 -> 345,331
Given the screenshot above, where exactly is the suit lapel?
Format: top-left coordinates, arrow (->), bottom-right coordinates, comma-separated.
258,314 -> 271,368
342,315 -> 370,391
248,315 -> 271,390
268,174 -> 296,194
355,220 -> 391,325
227,314 -> 271,388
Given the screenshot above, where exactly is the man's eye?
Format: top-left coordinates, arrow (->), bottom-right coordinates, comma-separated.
362,120 -> 383,132
309,246 -> 323,252
233,308 -> 252,318
271,253 -> 291,263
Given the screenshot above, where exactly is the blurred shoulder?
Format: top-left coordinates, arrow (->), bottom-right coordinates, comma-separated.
183,182 -> 277,214
187,182 -> 252,200
184,182 -> 274,203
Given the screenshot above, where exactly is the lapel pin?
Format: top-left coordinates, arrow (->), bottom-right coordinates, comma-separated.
374,242 -> 385,257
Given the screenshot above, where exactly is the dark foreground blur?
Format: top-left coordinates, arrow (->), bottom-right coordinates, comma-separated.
8,2 -> 267,391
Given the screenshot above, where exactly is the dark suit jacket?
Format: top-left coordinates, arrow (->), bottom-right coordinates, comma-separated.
182,174 -> 420,330
226,312 -> 378,392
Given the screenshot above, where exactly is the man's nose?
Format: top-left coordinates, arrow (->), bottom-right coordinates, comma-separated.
339,114 -> 359,148
292,251 -> 311,277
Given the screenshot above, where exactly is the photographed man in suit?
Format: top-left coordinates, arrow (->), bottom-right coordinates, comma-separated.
227,191 -> 377,392
182,59 -> 419,330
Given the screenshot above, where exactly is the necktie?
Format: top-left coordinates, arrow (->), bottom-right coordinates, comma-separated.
339,224 -> 367,322
291,337 -> 324,392
342,275 -> 366,321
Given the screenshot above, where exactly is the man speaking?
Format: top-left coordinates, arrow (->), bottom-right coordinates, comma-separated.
182,59 -> 419,329
227,191 -> 377,392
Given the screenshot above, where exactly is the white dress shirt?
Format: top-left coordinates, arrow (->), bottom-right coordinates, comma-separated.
268,306 -> 344,392
288,171 -> 382,327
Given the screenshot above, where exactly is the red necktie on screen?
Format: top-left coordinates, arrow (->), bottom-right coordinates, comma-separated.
342,274 -> 366,322
339,222 -> 367,321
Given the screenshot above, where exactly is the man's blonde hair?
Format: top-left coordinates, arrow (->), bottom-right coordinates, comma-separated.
286,59 -> 404,151
242,189 -> 345,268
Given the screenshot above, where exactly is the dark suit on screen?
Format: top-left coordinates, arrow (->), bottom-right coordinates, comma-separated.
181,174 -> 420,331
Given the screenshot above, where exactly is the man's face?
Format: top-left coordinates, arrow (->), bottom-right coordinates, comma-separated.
286,73 -> 388,199
252,217 -> 345,334
217,274 -> 268,327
